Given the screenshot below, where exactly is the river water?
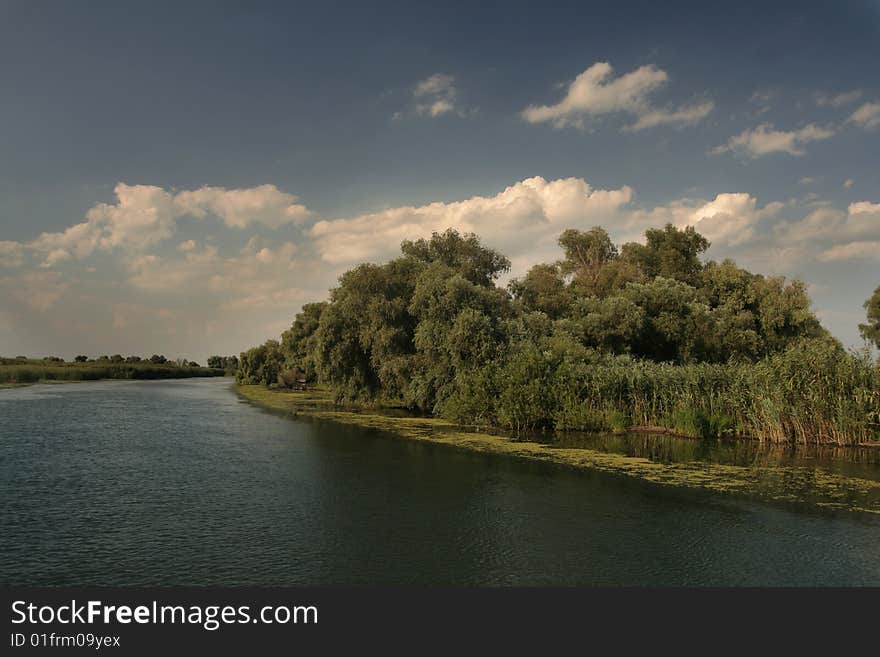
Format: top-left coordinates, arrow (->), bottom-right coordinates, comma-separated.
1,378 -> 878,585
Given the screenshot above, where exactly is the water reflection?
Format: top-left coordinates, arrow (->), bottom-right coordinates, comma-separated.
549,431 -> 880,480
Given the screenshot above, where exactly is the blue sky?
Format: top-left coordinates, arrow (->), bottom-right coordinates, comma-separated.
1,0 -> 878,361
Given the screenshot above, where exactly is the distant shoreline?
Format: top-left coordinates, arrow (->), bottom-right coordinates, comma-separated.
236,384 -> 880,516
0,362 -> 226,387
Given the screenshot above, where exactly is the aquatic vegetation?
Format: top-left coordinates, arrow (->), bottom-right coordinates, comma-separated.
237,385 -> 880,515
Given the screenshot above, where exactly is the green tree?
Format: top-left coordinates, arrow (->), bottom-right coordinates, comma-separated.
620,277 -> 713,362
859,285 -> 880,349
280,302 -> 328,380
401,228 -> 510,287
568,296 -> 645,354
508,263 -> 572,318
621,223 -> 709,285
557,227 -> 619,296
236,340 -> 283,385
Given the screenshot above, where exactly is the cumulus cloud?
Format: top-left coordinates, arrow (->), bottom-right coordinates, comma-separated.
310,176 -> 634,268
309,177 -> 806,279
817,241 -> 880,262
848,102 -> 880,130
26,183 -> 312,266
28,184 -> 173,266
624,193 -> 783,249
779,201 -> 880,243
411,73 -> 460,118
521,62 -> 712,131
686,194 -> 783,246
174,184 -> 311,228
712,123 -> 835,157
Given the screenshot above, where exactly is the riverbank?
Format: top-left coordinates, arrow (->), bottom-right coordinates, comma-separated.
237,384 -> 880,515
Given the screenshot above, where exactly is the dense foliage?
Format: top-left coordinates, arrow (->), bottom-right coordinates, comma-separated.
237,225 -> 879,445
860,285 -> 880,350
206,355 -> 240,374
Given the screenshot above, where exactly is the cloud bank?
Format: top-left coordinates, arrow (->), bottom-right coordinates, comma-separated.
2,178 -> 877,360
28,183 -> 311,266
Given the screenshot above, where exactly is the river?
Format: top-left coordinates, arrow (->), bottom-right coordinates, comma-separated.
1,378 -> 878,585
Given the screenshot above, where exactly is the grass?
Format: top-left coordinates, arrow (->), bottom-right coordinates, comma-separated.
532,343 -> 880,445
237,384 -> 880,516
0,361 -> 225,385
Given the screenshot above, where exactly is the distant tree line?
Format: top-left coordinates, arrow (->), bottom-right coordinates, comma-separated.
2,354 -> 207,367
206,355 -> 240,374
236,225 -> 880,444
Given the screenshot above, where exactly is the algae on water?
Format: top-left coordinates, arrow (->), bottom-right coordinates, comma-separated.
236,385 -> 880,516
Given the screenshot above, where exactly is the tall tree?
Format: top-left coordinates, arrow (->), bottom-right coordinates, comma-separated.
621,223 -> 709,285
557,227 -> 619,296
401,228 -> 510,287
859,285 -> 880,349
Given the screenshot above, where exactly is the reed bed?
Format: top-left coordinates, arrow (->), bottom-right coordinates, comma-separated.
445,339 -> 880,446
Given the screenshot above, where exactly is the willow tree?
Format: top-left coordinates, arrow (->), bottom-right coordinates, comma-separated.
860,285 -> 880,349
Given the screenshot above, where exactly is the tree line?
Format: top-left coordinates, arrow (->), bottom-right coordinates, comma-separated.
236,225 -> 880,444
2,354 -> 202,366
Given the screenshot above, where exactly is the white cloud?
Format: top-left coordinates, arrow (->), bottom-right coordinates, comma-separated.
817,241 -> 880,262
799,177 -> 817,186
777,201 -> 880,254
522,62 -> 712,131
310,179 -> 798,277
816,90 -> 862,107
624,193 -> 782,249
415,73 -> 455,98
26,183 -> 313,266
844,179 -> 855,189
411,73 -> 460,118
848,102 -> 880,130
687,194 -> 783,246
712,123 -> 835,157
310,176 -> 633,269
624,102 -> 715,132
422,99 -> 454,117
29,184 -> 174,266
174,184 -> 311,229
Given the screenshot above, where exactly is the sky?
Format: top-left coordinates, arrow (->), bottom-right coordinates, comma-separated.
0,0 -> 878,362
